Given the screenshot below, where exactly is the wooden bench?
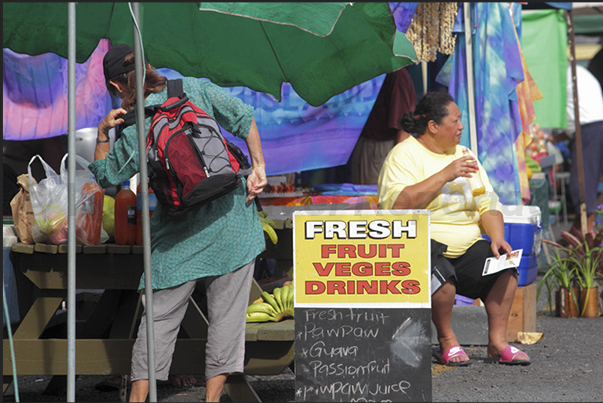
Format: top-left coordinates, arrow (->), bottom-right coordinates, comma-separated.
3,242 -> 294,402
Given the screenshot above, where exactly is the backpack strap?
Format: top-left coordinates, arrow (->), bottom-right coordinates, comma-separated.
121,107 -> 156,127
116,79 -> 184,139
161,79 -> 189,112
116,106 -> 157,139
167,79 -> 184,98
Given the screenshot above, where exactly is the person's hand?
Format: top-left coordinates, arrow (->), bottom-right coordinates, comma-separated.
98,108 -> 127,138
440,156 -> 478,182
95,108 -> 127,161
246,165 -> 267,204
489,238 -> 512,259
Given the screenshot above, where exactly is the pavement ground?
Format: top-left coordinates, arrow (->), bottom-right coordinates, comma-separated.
4,215 -> 602,402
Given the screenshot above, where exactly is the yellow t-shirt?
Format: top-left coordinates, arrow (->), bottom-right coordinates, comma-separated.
378,136 -> 502,258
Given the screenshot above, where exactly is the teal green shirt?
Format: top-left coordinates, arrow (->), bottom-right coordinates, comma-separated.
89,77 -> 265,291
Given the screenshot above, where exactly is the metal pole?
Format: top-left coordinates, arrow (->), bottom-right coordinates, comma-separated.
66,3 -> 77,402
567,10 -> 587,235
421,61 -> 428,95
464,2 -> 479,156
131,3 -> 157,401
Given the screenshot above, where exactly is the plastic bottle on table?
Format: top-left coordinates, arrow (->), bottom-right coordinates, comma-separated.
114,180 -> 137,245
78,180 -> 105,245
136,181 -> 157,246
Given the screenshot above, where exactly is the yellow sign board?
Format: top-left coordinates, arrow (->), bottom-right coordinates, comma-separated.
294,210 -> 430,308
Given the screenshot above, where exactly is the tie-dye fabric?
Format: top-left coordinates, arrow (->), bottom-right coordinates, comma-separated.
4,4 -> 421,176
437,3 -> 526,206
3,40 -> 113,141
511,10 -> 543,204
3,39 -> 386,176
156,68 -> 386,176
389,2 -> 419,33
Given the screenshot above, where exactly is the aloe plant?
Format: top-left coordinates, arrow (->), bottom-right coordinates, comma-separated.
562,227 -> 603,278
543,227 -> 603,317
536,248 -> 577,316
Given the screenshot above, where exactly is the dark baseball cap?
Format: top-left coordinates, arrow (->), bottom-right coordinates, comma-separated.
103,44 -> 135,80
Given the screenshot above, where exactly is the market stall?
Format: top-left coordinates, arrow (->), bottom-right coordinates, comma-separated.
3,4 -> 417,400
5,3 -> 598,401
4,242 -> 294,402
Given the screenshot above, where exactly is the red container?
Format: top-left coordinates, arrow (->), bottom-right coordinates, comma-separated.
115,181 -> 137,245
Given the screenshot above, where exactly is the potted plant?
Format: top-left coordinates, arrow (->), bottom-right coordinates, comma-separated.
564,231 -> 602,318
543,227 -> 603,318
537,248 -> 579,317
575,251 -> 602,317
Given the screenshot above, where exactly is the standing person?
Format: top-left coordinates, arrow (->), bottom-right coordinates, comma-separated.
90,44 -> 268,402
378,91 -> 530,366
587,47 -> 603,91
349,67 -> 416,185
565,63 -> 603,234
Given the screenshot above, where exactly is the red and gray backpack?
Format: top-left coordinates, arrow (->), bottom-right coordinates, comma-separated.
119,79 -> 252,216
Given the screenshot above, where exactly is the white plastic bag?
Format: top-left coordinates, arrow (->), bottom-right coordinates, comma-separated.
28,154 -> 105,245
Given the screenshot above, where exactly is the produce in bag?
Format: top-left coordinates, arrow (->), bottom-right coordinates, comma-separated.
28,154 -> 104,245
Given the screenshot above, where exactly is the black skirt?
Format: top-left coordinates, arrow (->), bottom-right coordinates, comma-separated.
431,239 -> 512,301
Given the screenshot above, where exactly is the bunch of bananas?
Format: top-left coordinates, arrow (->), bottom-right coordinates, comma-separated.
258,209 -> 278,244
525,156 -> 541,173
246,283 -> 294,322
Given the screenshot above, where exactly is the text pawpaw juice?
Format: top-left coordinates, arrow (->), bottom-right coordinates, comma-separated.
136,182 -> 157,246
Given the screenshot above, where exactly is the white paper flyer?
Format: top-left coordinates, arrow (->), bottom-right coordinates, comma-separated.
482,249 -> 523,276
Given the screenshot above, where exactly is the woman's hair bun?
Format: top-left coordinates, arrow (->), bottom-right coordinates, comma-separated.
399,112 -> 416,133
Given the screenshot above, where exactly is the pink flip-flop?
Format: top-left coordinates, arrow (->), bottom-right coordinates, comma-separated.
499,345 -> 531,366
440,345 -> 471,366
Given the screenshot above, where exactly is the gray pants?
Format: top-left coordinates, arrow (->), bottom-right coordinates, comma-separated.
130,261 -> 255,382
569,120 -> 603,214
350,136 -> 396,185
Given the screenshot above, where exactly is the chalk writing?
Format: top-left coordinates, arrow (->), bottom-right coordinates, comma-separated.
303,308 -> 389,324
309,358 -> 390,377
303,309 -> 343,321
297,322 -> 379,342
295,308 -> 431,401
295,379 -> 411,401
345,309 -> 389,324
303,341 -> 359,359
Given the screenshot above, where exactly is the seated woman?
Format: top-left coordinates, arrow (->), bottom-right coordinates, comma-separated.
377,91 -> 530,366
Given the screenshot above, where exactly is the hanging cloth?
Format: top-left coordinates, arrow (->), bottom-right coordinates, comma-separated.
510,4 -> 543,204
436,3 -> 526,206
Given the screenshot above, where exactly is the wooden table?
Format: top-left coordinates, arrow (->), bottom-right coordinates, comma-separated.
3,241 -> 294,402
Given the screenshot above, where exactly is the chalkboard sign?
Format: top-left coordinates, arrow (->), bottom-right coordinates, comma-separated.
295,307 -> 432,402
